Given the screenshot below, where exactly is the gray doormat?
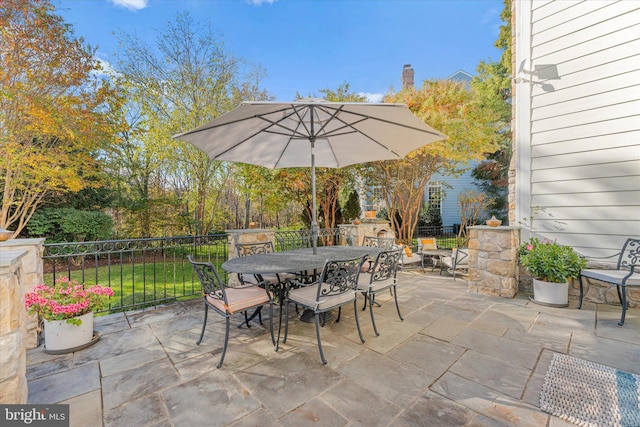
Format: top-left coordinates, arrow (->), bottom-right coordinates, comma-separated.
540,353 -> 640,427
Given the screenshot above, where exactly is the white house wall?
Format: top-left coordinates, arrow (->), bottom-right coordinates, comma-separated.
515,0 -> 640,257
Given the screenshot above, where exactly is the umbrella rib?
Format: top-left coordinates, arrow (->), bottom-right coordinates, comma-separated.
316,104 -> 445,137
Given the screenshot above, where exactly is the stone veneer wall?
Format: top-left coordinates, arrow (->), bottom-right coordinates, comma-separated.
1,239 -> 44,349
0,249 -> 28,403
467,226 -> 520,298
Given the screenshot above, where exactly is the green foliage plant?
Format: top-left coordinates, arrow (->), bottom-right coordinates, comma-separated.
27,208 -> 113,242
518,238 -> 587,283
342,191 -> 361,221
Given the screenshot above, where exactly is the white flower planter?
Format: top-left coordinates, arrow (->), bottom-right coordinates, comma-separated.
531,278 -> 569,307
44,312 -> 97,354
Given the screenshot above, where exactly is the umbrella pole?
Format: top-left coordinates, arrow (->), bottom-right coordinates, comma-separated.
311,138 -> 318,254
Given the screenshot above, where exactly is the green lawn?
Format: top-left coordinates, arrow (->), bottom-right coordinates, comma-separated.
44,256 -> 227,313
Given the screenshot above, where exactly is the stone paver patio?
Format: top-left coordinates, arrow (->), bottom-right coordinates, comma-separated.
26,270 -> 640,426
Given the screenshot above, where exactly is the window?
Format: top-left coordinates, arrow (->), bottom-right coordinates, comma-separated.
428,182 -> 442,213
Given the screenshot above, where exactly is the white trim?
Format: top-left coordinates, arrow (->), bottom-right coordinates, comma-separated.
515,0 -> 534,240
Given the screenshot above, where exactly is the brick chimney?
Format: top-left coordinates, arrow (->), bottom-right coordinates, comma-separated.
402,64 -> 414,88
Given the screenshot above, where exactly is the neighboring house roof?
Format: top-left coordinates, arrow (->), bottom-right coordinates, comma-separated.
446,70 -> 474,88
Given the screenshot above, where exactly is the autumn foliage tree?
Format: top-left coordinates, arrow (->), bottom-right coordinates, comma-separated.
0,0 -> 121,236
365,80 -> 503,244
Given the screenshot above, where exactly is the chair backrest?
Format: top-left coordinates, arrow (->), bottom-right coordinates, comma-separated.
418,237 -> 438,251
367,247 -> 403,284
362,236 -> 395,250
236,241 -> 275,257
453,248 -> 469,268
315,256 -> 365,303
187,255 -> 227,303
618,238 -> 640,270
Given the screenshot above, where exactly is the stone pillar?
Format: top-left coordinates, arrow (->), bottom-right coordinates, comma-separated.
467,226 -> 520,298
226,229 -> 276,286
1,238 -> 45,349
0,249 -> 28,404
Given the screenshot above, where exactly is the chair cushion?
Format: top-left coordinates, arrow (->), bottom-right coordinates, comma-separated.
206,286 -> 269,314
401,254 -> 422,264
581,269 -> 640,286
288,283 -> 356,310
404,246 -> 413,257
357,274 -> 394,292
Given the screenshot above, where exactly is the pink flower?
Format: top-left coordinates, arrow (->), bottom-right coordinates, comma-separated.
526,244 -> 533,251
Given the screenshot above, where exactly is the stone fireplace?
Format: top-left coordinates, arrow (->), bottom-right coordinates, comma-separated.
338,218 -> 395,246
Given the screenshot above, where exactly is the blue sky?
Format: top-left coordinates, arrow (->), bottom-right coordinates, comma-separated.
55,0 -> 505,102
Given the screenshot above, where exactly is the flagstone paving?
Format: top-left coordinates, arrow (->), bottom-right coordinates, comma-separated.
26,270 -> 640,426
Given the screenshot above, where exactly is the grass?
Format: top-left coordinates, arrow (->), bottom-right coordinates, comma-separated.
44,255 -> 228,313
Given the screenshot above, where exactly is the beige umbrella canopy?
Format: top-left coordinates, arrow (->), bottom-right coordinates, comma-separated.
173,98 -> 447,253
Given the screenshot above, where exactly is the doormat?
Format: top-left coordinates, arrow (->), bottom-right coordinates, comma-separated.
540,353 -> 640,427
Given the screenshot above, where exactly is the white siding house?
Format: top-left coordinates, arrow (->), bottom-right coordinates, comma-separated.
513,0 -> 640,257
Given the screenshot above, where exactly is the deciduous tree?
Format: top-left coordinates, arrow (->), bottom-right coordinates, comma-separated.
113,12 -> 271,236
0,0 -> 121,236
366,79 -> 503,244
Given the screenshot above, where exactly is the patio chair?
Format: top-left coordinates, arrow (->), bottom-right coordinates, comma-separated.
362,235 -> 396,249
397,245 -> 423,270
235,242 -> 297,327
578,238 -> 640,326
442,248 -> 469,280
357,246 -> 403,336
236,241 -> 296,285
187,255 -> 274,368
282,256 -> 366,364
417,237 -> 439,271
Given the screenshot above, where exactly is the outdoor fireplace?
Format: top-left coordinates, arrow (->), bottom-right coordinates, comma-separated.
339,218 -> 395,246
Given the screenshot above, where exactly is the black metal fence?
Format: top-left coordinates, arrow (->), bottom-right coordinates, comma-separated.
413,225 -> 461,249
43,235 -> 228,314
41,225 -> 456,315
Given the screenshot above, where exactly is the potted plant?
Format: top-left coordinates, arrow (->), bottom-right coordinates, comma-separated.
25,278 -> 114,353
518,238 -> 587,306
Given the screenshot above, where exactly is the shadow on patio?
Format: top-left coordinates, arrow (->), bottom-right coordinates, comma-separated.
26,270 -> 640,426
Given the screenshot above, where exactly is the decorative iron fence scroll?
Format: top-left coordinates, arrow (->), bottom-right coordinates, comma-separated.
43,235 -> 229,313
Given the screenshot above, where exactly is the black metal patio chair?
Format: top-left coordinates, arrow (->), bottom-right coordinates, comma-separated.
357,246 -> 404,336
187,255 -> 274,368
578,238 -> 640,326
282,256 -> 366,364
362,235 -> 396,249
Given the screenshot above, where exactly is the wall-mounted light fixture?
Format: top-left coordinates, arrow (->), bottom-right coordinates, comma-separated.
514,61 -> 560,91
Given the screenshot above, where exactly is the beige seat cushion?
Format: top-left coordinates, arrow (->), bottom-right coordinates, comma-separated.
288,283 -> 356,311
206,286 -> 269,314
357,274 -> 394,292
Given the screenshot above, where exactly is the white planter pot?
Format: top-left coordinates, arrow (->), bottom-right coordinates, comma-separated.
44,312 -> 95,353
532,278 -> 569,307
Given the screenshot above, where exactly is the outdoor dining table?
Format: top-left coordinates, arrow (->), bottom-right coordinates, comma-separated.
221,245 -> 383,349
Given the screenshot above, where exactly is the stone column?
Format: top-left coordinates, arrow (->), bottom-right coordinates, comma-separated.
467,226 -> 520,298
1,238 -> 45,349
0,249 -> 28,404
226,229 -> 276,286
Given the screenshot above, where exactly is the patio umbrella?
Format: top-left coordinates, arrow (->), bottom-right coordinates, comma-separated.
173,98 -> 447,253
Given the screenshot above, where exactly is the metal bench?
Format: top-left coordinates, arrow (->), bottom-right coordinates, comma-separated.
578,238 -> 640,326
